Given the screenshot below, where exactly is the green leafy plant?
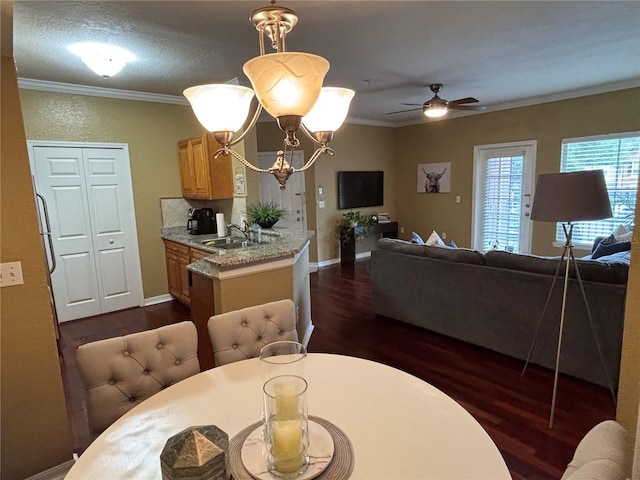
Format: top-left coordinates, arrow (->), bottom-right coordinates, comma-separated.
246,201 -> 285,229
336,211 -> 373,245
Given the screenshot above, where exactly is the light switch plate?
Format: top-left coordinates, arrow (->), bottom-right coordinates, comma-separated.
0,262 -> 24,287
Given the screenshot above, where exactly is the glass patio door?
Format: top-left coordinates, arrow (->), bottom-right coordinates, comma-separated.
472,141 -> 537,253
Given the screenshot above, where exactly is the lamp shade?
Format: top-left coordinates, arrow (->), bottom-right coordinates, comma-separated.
530,170 -> 612,222
183,85 -> 255,133
302,87 -> 355,133
243,52 -> 329,118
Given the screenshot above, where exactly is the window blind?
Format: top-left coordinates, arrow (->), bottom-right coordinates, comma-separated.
482,155 -> 524,252
559,134 -> 639,244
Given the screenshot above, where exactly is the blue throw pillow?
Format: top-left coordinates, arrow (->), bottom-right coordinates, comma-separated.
592,237 -> 631,259
411,232 -> 425,245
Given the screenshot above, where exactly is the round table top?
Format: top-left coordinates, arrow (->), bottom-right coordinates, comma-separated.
66,353 -> 510,479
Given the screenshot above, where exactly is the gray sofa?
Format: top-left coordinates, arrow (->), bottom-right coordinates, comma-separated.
370,238 -> 630,387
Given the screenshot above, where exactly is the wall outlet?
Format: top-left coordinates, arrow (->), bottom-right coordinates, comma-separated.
317,200 -> 325,209
400,226 -> 405,234
456,195 -> 461,203
0,262 -> 24,287
442,232 -> 447,239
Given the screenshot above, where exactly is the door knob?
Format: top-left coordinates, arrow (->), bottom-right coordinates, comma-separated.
525,212 -> 530,217
297,217 -> 301,221
109,239 -> 114,244
296,210 -> 301,214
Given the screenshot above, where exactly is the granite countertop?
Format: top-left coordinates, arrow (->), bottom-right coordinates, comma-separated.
161,226 -> 314,275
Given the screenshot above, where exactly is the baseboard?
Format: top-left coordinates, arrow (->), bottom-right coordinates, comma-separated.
144,294 -> 174,306
25,459 -> 75,480
356,251 -> 372,260
313,251 -> 372,269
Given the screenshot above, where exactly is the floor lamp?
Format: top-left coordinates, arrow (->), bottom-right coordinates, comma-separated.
522,169 -> 615,429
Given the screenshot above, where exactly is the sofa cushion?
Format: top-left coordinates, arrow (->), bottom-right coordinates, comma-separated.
426,230 -> 446,246
377,238 -> 428,257
424,245 -> 486,265
486,250 -> 628,284
411,231 -> 425,244
592,236 -> 631,260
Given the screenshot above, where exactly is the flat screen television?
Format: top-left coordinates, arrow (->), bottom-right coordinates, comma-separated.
338,171 -> 384,209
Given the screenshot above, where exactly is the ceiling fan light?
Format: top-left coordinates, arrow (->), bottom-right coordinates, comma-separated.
183,84 -> 255,133
425,105 -> 448,118
243,52 -> 329,118
302,87 -> 355,133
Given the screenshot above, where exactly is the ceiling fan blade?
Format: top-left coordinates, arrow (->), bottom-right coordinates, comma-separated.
448,104 -> 486,111
400,103 -> 423,106
448,97 -> 479,106
386,107 -> 423,115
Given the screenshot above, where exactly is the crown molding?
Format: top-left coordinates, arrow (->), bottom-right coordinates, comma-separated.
17,78 -> 188,105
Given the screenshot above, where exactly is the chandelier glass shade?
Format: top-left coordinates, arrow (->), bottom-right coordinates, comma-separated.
183,85 -> 255,133
302,87 -> 356,133
183,1 -> 354,189
243,52 -> 329,118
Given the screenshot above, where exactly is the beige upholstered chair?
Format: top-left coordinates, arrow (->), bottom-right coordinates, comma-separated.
561,420 -> 628,480
76,321 -> 200,436
207,299 -> 298,366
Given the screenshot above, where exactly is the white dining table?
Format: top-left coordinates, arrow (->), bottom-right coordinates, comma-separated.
65,353 -> 510,479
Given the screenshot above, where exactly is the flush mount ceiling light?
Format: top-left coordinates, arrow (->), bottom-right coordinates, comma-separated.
69,42 -> 135,78
183,1 -> 355,189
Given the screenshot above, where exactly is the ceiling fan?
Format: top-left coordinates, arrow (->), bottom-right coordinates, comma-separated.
387,84 -> 485,118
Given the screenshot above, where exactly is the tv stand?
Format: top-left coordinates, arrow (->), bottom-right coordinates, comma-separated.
340,221 -> 398,264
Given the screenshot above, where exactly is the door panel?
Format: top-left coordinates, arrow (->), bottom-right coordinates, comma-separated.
33,147 -> 101,321
83,148 -> 142,314
258,151 -> 306,230
31,143 -> 143,322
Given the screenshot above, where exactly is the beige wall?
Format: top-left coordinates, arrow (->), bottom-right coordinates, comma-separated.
19,89 -> 205,298
395,88 -> 640,255
1,56 -> 74,479
617,180 -> 640,465
256,122 -> 397,263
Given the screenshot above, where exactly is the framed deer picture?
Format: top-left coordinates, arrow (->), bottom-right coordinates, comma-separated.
417,162 -> 451,193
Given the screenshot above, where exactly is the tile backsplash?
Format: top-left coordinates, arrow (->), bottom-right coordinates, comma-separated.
160,198 -> 192,227
160,197 -> 247,229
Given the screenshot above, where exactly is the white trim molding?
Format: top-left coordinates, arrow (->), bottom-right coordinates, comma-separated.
18,78 -> 188,105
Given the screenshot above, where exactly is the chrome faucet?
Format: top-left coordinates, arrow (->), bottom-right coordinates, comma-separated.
227,222 -> 250,240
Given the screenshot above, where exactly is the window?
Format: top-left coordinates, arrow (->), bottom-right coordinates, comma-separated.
559,133 -> 639,244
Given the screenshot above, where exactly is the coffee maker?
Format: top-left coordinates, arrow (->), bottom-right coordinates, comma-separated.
187,208 -> 217,235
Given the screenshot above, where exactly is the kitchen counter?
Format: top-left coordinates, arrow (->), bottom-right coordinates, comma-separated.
161,226 -> 314,275
162,225 -> 314,367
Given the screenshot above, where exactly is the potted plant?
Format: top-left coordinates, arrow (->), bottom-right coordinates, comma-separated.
246,201 -> 285,229
336,211 -> 372,246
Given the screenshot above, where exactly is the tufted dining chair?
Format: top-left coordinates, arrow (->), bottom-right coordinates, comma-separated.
76,321 -> 200,436
207,299 -> 298,366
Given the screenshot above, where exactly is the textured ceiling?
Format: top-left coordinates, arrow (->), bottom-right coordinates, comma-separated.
12,1 -> 640,127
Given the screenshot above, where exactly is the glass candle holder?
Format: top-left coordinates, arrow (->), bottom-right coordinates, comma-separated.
263,375 -> 310,478
259,341 -> 307,383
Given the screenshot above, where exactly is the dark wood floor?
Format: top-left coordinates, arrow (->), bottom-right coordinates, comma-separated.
59,259 -> 615,479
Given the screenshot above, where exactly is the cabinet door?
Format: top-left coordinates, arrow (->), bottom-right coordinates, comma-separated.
179,256 -> 191,305
178,141 -> 196,197
165,251 -> 182,299
205,135 -> 234,200
191,136 -> 211,198
164,240 -> 191,305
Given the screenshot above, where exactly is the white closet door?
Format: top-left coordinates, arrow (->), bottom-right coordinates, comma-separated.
83,148 -> 143,314
32,146 -> 101,321
31,143 -> 143,322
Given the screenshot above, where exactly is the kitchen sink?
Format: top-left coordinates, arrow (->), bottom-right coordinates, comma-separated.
200,237 -> 257,250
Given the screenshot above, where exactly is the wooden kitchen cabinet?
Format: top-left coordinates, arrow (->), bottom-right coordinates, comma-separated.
164,240 -> 191,305
177,133 -> 234,200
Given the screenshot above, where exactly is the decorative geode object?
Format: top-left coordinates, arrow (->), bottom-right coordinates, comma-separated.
160,425 -> 229,480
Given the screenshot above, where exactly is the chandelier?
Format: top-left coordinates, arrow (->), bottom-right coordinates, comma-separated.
184,1 -> 355,189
